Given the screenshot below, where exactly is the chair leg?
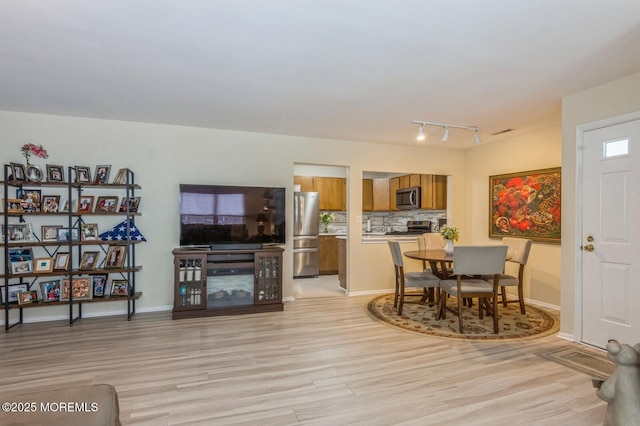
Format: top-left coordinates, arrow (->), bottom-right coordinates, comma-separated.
492,295 -> 499,333
397,283 -> 404,316
501,286 -> 507,307
518,285 -> 525,314
457,294 -> 464,334
437,289 -> 446,320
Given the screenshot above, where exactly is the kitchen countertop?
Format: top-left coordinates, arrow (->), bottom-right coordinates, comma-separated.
323,232 -> 419,243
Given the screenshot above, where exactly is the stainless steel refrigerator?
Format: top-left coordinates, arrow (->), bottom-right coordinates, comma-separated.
293,192 -> 320,278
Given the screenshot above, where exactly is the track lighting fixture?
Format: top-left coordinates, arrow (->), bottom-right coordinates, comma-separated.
412,120 -> 482,145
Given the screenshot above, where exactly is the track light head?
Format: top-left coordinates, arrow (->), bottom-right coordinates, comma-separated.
417,124 -> 425,141
413,120 -> 482,145
441,126 -> 449,142
474,129 -> 481,145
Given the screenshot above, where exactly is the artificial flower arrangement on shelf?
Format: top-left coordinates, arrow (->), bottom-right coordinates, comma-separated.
439,224 -> 459,254
319,212 -> 336,233
21,143 -> 49,165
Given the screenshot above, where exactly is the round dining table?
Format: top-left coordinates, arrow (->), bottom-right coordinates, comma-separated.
402,249 -> 453,279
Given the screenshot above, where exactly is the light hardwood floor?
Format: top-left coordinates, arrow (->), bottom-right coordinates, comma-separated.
0,296 -> 606,425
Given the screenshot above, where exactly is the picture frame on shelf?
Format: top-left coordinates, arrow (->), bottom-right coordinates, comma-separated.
41,195 -> 61,213
109,280 -> 130,297
79,251 -> 99,271
1,284 -> 28,303
81,223 -> 99,241
26,165 -> 43,182
93,165 -> 111,184
104,245 -> 127,269
9,248 -> 33,275
60,277 -> 92,301
118,196 -> 140,213
40,279 -> 61,302
59,198 -> 76,213
56,227 -> 80,242
53,252 -> 70,271
41,225 -> 62,242
75,166 -> 91,183
17,291 -> 38,305
77,195 -> 95,213
95,196 -> 118,213
112,168 -> 128,184
5,198 -> 24,214
34,257 -> 54,273
2,223 -> 35,243
9,162 -> 26,181
91,274 -> 108,297
16,189 -> 41,212
46,164 -> 65,183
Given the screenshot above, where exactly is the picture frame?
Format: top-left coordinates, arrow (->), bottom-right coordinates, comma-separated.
26,165 -> 43,182
60,277 -> 93,301
17,290 -> 38,305
56,227 -> 80,242
1,284 -> 28,303
77,195 -> 95,213
95,196 -> 119,212
5,198 -> 24,214
91,274 -> 108,297
59,198 -> 76,213
109,280 -> 130,297
2,223 -> 35,243
16,189 -> 41,212
41,195 -> 61,213
41,225 -> 62,242
79,251 -> 99,270
104,245 -> 127,269
9,162 -> 26,181
81,223 -> 99,241
118,196 -> 140,213
112,168 -> 128,184
489,167 -> 561,243
46,164 -> 65,183
75,166 -> 91,183
9,247 -> 33,275
93,165 -> 111,184
34,257 -> 54,273
53,252 -> 70,271
40,279 -> 61,302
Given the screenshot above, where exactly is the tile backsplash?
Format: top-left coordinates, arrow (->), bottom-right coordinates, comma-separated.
319,210 -> 447,234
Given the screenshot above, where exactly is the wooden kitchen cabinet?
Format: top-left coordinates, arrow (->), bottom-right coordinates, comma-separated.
363,179 -> 373,211
389,177 -> 399,211
313,177 -> 346,211
421,174 -> 447,210
372,178 -> 390,211
294,176 -> 314,192
319,235 -> 339,275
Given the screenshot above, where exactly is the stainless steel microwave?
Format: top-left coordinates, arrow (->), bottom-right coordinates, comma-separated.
396,186 -> 421,210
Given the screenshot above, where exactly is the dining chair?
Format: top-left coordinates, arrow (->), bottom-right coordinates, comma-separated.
495,237 -> 533,314
437,245 -> 508,333
388,240 -> 441,316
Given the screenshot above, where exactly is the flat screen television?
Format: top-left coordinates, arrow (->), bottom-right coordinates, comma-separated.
180,184 -> 286,248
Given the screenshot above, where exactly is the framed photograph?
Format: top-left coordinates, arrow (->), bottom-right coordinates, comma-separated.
53,252 -> 70,271
118,196 -> 140,213
9,163 -> 26,181
17,291 -> 38,305
60,198 -> 76,213
26,165 -> 43,182
81,223 -> 99,241
5,198 -> 24,214
1,284 -> 28,303
60,277 -> 93,301
41,225 -> 62,242
46,164 -> 65,183
56,227 -> 80,242
109,280 -> 130,297
41,195 -> 61,213
75,166 -> 91,183
79,251 -> 99,270
112,168 -> 128,184
40,279 -> 61,302
16,189 -> 41,212
93,165 -> 111,184
2,223 -> 35,243
91,274 -> 108,297
95,196 -> 119,212
9,247 -> 33,265
105,245 -> 127,269
489,167 -> 561,243
34,257 -> 54,273
77,195 -> 95,213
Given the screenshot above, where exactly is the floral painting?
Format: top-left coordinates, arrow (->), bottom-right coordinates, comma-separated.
489,167 -> 561,243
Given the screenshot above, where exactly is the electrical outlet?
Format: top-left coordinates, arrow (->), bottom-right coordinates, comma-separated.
355,215 -> 362,224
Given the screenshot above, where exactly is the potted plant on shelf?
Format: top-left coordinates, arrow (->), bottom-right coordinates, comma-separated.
319,212 -> 335,233
439,224 -> 459,255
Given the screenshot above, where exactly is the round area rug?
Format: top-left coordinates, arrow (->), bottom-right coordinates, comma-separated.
367,294 -> 559,340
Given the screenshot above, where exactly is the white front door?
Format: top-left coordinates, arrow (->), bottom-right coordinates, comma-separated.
581,119 -> 640,348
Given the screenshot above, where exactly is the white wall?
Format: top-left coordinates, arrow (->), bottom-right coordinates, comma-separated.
0,110 -> 466,323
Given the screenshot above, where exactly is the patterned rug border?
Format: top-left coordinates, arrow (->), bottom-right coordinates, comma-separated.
536,346 -> 614,379
366,293 -> 560,341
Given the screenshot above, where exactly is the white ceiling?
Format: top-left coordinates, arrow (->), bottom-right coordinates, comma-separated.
2,1 -> 640,148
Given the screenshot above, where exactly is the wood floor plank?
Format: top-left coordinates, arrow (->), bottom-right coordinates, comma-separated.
0,295 -> 606,425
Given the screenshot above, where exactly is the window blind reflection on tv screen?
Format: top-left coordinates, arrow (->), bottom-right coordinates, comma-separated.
179,184 -> 285,246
